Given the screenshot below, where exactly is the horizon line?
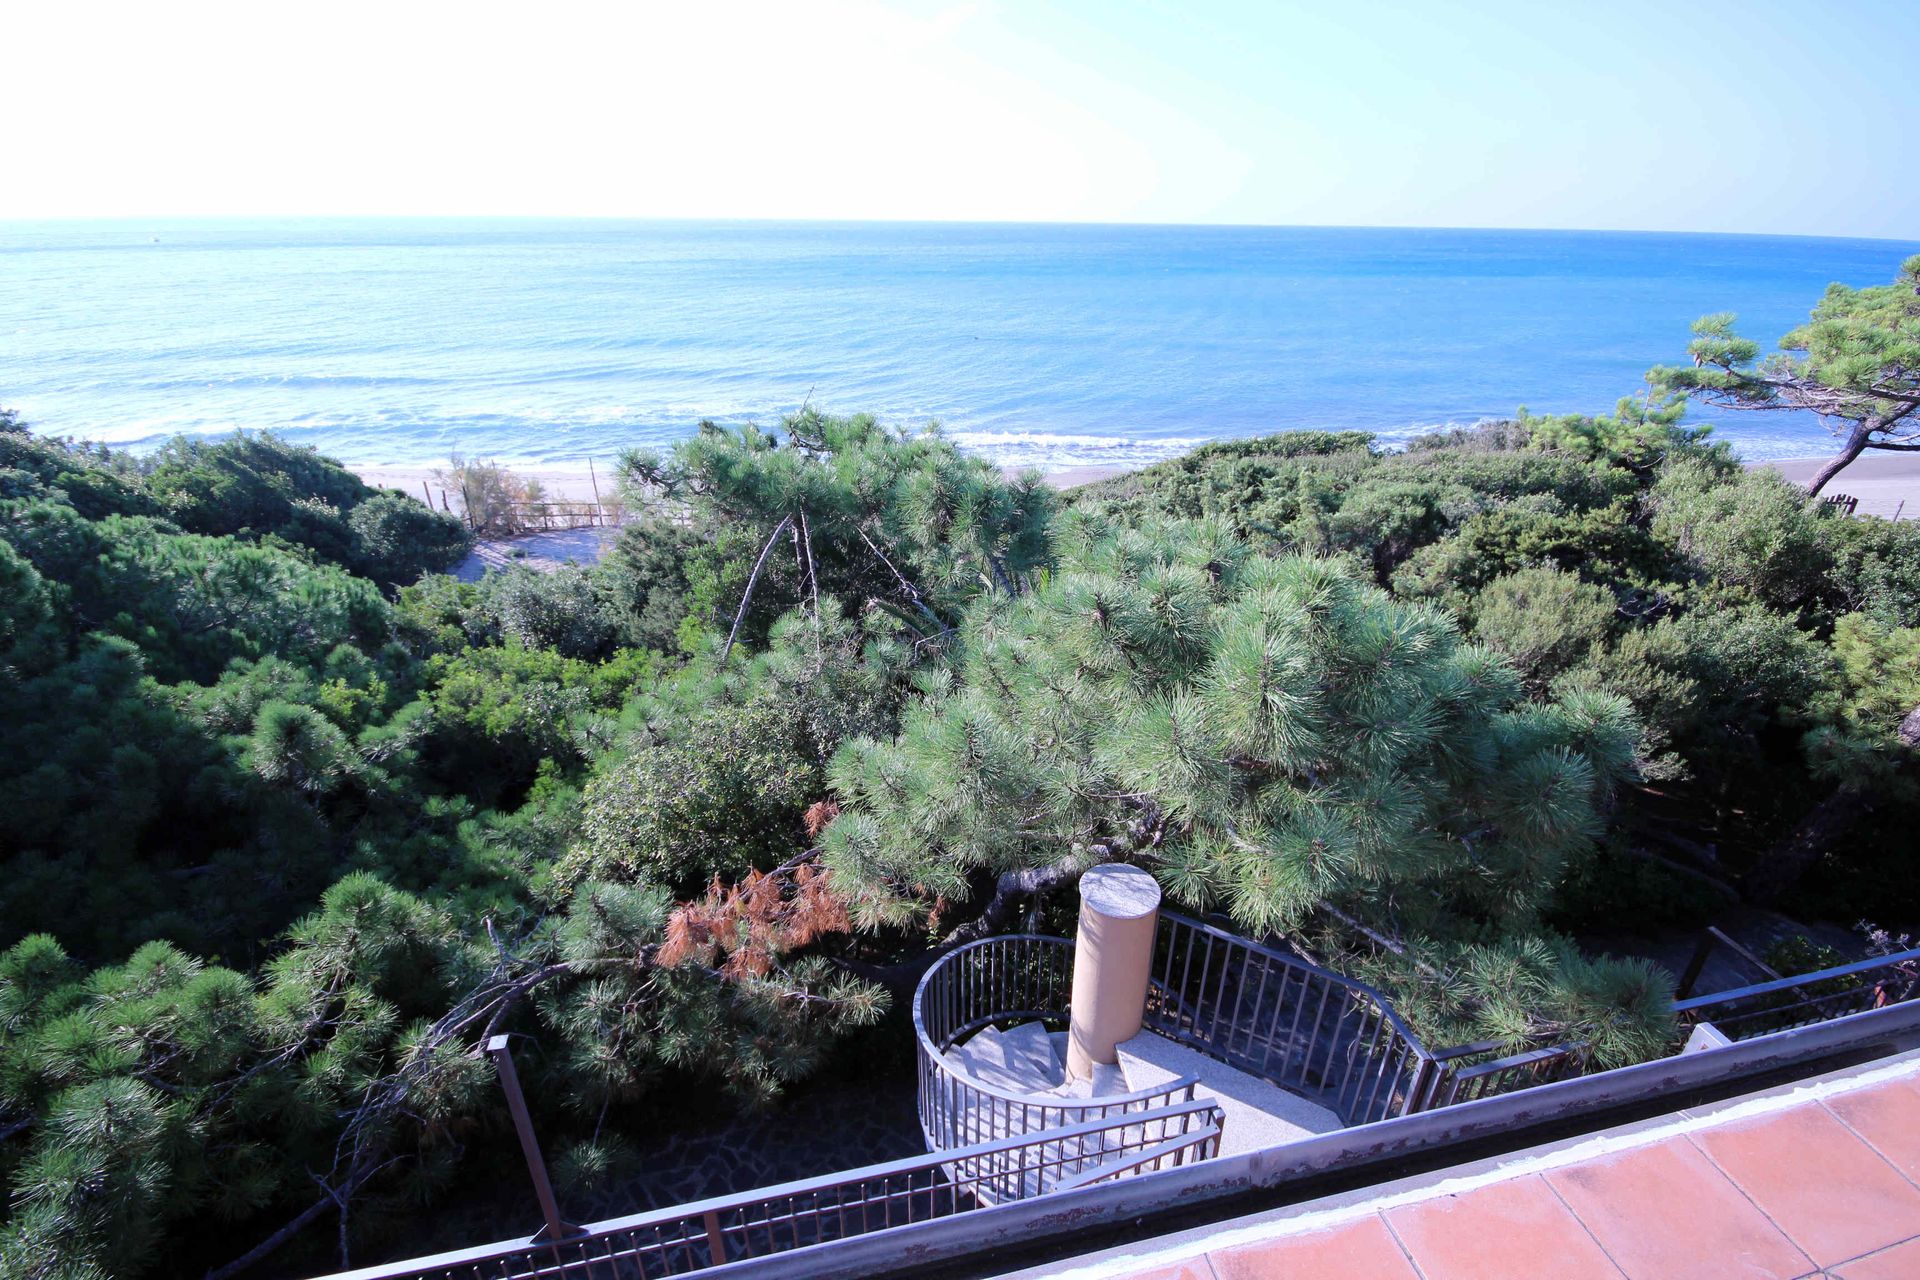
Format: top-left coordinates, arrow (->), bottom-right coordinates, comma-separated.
2,212 -> 1917,247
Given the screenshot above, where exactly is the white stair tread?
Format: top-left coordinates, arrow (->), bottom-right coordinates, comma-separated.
1116,1030 -> 1342,1155
1049,1059 -> 1128,1098
949,1021 -> 1065,1096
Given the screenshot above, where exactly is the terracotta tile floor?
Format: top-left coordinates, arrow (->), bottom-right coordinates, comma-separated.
1086,1058 -> 1920,1280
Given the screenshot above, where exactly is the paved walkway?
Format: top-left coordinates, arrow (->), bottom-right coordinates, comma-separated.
451,525 -> 621,581
1036,1054 -> 1920,1280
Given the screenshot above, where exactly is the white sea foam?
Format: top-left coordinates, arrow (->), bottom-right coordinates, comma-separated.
6,220 -> 1901,468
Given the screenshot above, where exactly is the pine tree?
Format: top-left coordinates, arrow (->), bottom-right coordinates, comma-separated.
1652,255 -> 1920,496
619,409 -> 1056,648
823,516 -> 1657,1051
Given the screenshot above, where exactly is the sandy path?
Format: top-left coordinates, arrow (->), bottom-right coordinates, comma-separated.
448,526 -> 623,582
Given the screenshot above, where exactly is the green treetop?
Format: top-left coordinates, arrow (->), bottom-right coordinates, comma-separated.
619,410 -> 1056,651
1652,255 -> 1920,497
823,514 -> 1639,943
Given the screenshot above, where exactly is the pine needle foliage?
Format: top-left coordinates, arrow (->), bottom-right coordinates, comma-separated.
1353,936 -> 1677,1070
825,517 -> 1640,946
0,867 -> 884,1278
619,410 -> 1057,639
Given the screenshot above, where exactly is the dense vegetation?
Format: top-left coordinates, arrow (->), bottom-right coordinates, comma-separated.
5,322 -> 1920,1277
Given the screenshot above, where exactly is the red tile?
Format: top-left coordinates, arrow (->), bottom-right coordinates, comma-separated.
1123,1261 -> 1216,1280
1832,1235 -> 1920,1279
1209,1215 -> 1419,1280
1693,1103 -> 1920,1266
1545,1139 -> 1812,1279
1384,1174 -> 1625,1280
1827,1077 -> 1920,1186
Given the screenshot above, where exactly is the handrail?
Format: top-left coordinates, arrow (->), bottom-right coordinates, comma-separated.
1144,911 -> 1440,1124
1426,1037 -> 1507,1063
649,1001 -> 1920,1280
913,934 -> 1205,1154
1675,945 -> 1920,1013
1451,1043 -> 1587,1076
1157,910 -> 1435,1053
912,934 -> 1198,1109
924,1041 -> 1203,1111
319,1101 -> 1226,1280
1049,1126 -> 1223,1193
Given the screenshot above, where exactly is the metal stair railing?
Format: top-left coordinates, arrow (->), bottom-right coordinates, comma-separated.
1143,911 -> 1444,1124
318,1101 -> 1224,1280
1676,944 -> 1920,1040
913,934 -> 1203,1153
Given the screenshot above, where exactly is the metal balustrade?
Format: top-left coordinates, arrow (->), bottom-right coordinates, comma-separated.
1417,1039 -> 1591,1109
1142,911 -> 1445,1125
911,912 -> 1591,1145
326,1102 -> 1222,1280
912,934 -> 1207,1154
1677,944 -> 1920,1040
319,917 -> 1920,1280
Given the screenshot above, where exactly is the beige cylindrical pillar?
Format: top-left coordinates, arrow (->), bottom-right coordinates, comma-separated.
1065,863 -> 1162,1081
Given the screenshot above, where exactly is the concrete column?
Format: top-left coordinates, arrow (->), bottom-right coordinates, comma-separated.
1065,863 -> 1162,1081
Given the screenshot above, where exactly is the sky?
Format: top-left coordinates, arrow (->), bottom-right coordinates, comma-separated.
3,0 -> 1916,238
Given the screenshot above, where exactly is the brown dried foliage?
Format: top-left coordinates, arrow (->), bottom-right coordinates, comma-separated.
803,800 -> 841,839
659,862 -> 853,981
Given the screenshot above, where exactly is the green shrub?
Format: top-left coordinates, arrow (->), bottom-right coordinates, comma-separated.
601,518 -> 699,651
1471,565 -> 1616,691
1819,515 -> 1920,628
475,565 -> 616,660
347,491 -> 474,586
1652,460 -> 1831,613
142,432 -> 375,547
566,700 -> 820,893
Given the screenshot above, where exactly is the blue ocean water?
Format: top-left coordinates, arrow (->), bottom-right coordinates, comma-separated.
2,219 -> 1915,470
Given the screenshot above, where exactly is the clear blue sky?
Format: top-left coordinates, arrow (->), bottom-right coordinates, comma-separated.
4,0 -> 1914,238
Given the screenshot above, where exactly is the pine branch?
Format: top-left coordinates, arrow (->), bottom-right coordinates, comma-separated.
854,522 -> 945,626
941,854 -> 1087,945
722,515 -> 794,662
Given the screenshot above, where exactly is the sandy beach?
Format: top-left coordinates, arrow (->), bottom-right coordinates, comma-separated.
360,454 -> 1920,517
360,460 -> 1140,581
1751,454 -> 1920,519
353,461 -> 1135,507
368,450 -> 1920,583
355,464 -> 613,508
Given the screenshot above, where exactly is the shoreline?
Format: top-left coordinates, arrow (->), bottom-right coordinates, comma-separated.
352,462 -> 1139,505
375,449 -> 1918,583
1749,454 -> 1920,519
357,453 -> 1920,517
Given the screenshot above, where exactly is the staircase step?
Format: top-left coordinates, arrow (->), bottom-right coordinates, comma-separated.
1003,1020 -> 1064,1074
949,1021 -> 1065,1096
1049,1060 -> 1128,1098
1117,1030 -> 1342,1156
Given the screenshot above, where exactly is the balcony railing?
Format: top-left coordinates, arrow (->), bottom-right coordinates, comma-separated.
1143,911 -> 1445,1125
325,1102 -> 1221,1280
1676,944 -> 1920,1041
1417,1039 -> 1591,1109
321,920 -> 1920,1280
912,911 -> 1595,1149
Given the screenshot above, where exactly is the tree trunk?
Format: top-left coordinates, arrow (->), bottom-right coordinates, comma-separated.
1804,420 -> 1878,498
942,856 -> 1086,946
1899,704 -> 1920,749
1747,785 -> 1868,905
720,515 -> 793,661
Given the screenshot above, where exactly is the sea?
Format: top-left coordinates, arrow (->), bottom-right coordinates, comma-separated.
3,219 -> 1915,472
